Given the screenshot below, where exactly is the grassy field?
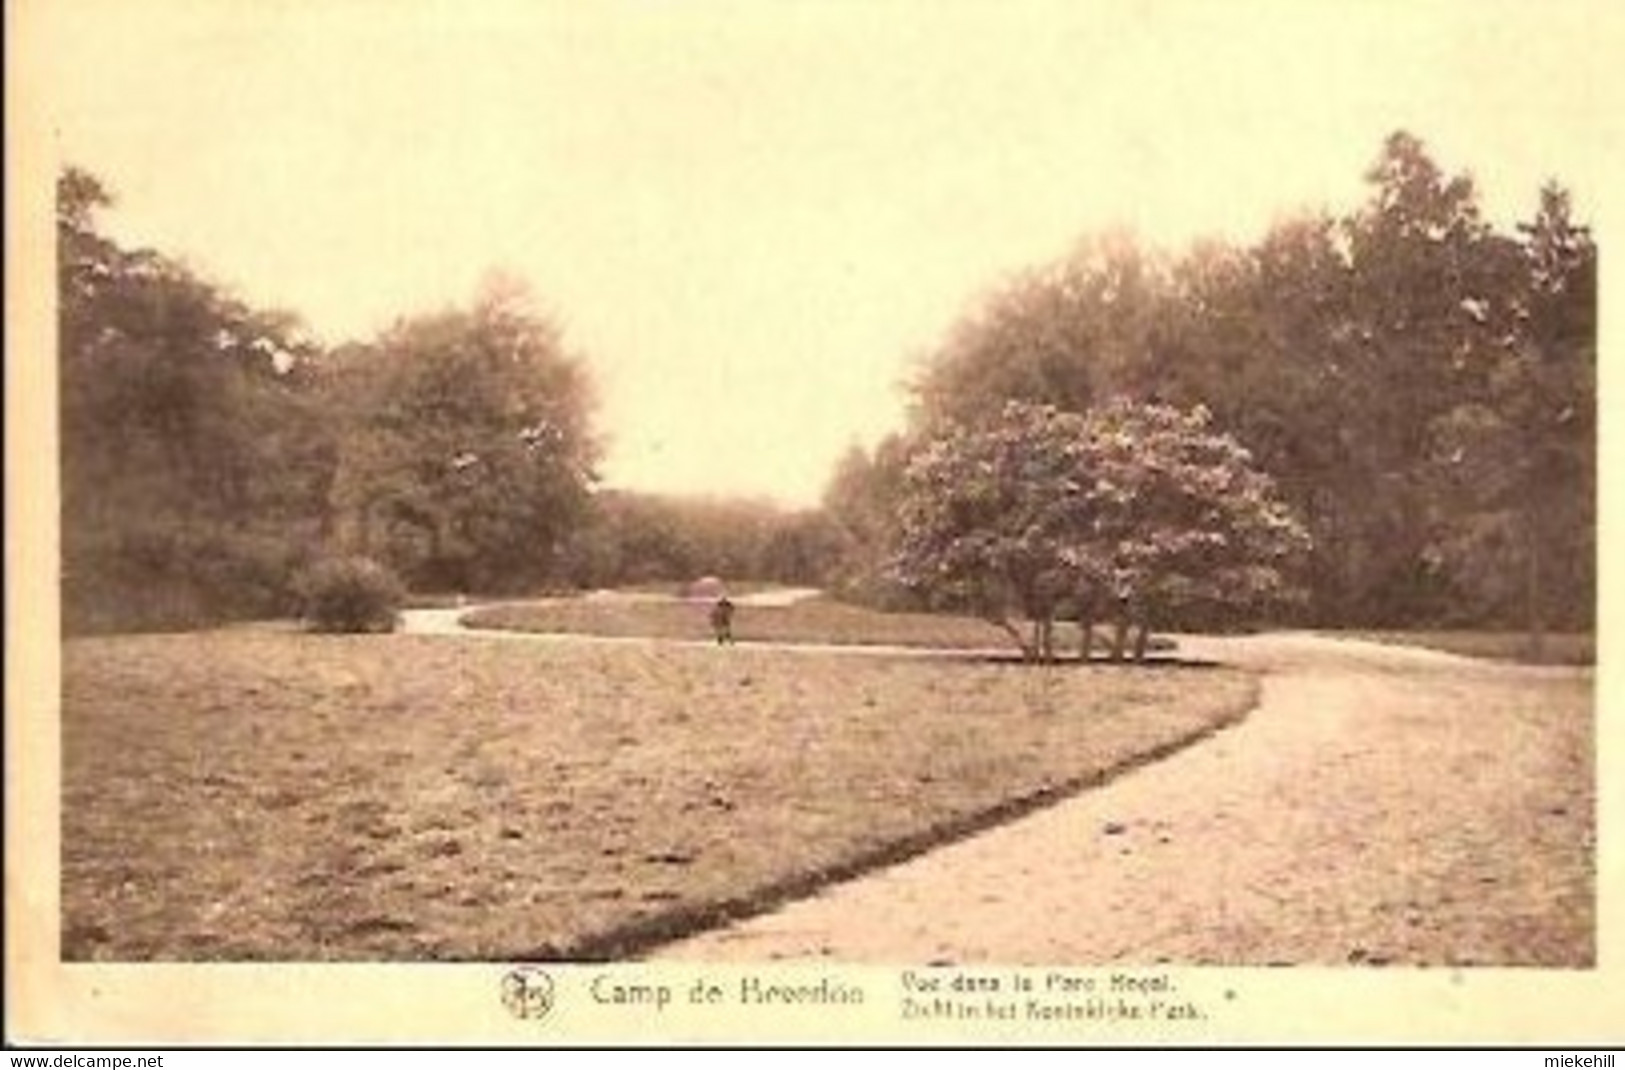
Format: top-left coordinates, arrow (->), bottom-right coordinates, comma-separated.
462,596 -> 1171,656
62,632 -> 1254,961
1339,630 -> 1595,666
465,596 -> 1017,648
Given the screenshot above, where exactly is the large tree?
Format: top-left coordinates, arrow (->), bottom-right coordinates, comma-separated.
58,168 -> 328,631
1319,131 -> 1505,623
889,400 -> 1307,661
326,282 -> 599,592
911,234 -> 1177,431
1426,184 -> 1596,649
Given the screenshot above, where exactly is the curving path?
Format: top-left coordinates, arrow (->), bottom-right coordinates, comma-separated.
398,600 -> 1595,966
399,586 -> 826,638
651,634 -> 1595,966
398,588 -> 1005,658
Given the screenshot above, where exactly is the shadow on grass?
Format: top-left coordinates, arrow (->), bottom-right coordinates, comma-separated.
503,693 -> 1253,963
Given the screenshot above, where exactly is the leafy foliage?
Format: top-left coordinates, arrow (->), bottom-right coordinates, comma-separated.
893,402 -> 1093,654
58,168 -> 329,633
322,281 -> 600,594
890,399 -> 1309,659
883,132 -> 1595,638
1085,400 -> 1311,628
1424,184 -> 1595,646
295,556 -> 406,633
820,436 -> 918,608
58,170 -> 605,630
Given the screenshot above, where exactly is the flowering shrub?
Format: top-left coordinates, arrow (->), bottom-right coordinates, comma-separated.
891,400 -> 1310,660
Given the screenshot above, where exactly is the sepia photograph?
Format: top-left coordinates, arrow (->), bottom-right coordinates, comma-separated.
6,0 -> 1620,1049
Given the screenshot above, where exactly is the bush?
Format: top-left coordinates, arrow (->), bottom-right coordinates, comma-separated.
296,556 -> 405,634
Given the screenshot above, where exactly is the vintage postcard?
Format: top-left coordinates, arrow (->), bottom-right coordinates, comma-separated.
6,0 -> 1621,1048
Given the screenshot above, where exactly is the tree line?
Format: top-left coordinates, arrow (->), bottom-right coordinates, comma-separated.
57,170 -> 842,633
60,130 -> 1595,641
824,132 -> 1596,644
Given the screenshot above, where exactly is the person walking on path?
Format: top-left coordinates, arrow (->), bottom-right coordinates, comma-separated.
709,596 -> 736,645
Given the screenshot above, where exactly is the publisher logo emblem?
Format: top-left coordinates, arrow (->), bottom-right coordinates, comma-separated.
502,967 -> 556,1021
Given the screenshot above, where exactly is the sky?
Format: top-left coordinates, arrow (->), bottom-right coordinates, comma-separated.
29,0 -> 1622,506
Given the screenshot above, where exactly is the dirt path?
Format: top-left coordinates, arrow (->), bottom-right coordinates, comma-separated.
651,633 -> 1595,966
396,605 -> 1594,965
400,587 -> 825,638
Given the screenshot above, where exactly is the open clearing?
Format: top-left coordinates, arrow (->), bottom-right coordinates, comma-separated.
61,631 -> 1253,961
